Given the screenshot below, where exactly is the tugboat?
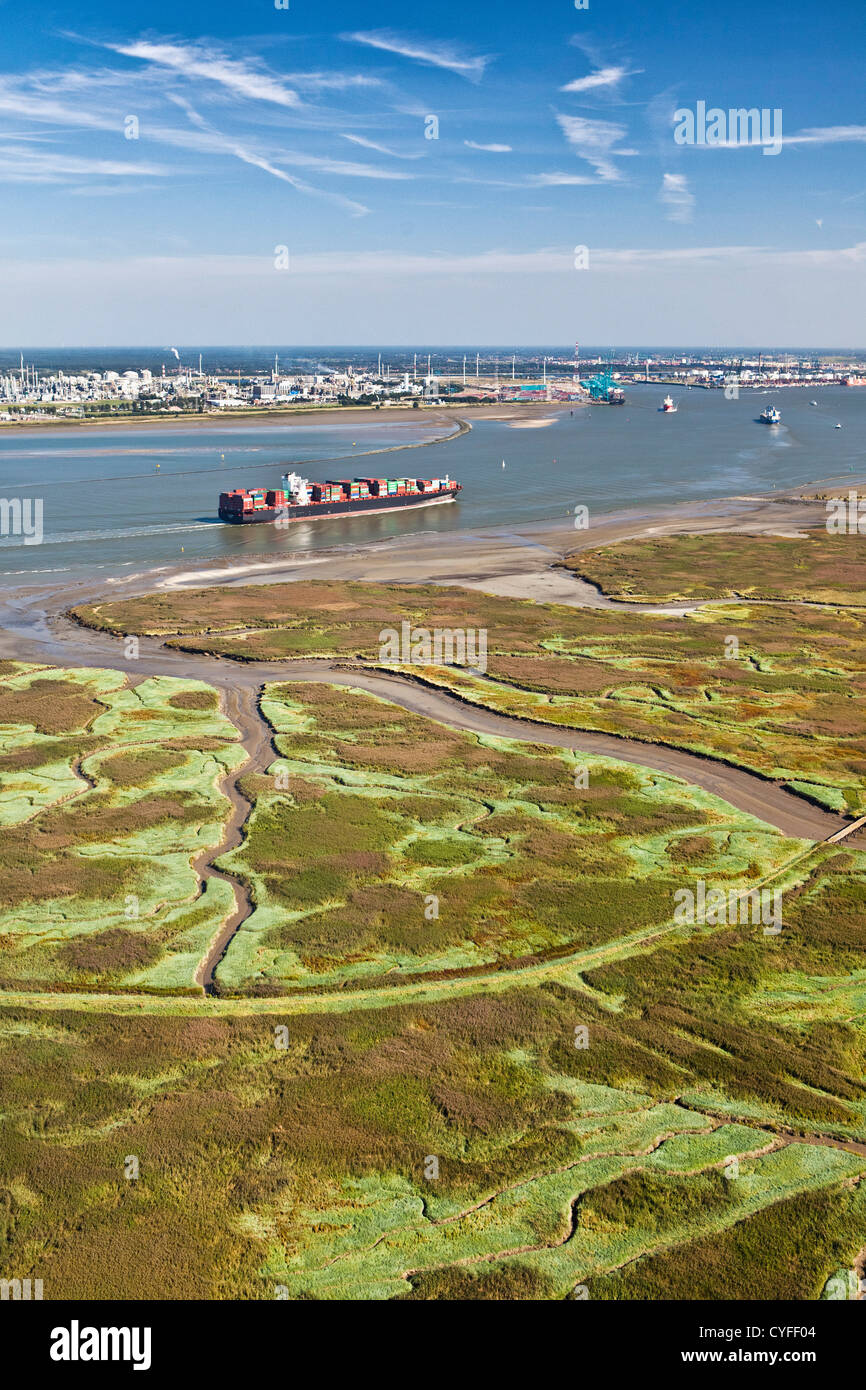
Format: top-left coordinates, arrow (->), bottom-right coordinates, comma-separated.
759,406 -> 781,425
660,395 -> 677,413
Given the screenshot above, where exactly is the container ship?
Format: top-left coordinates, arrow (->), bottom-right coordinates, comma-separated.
219,471 -> 461,524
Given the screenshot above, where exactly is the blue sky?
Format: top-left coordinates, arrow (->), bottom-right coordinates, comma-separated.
2,0 -> 864,345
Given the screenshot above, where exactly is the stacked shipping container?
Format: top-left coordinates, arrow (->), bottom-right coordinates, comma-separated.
219,474 -> 460,523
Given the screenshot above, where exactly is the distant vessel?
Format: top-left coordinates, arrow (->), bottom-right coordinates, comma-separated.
219,472 -> 461,524
660,395 -> 677,413
835,423 -> 843,429
810,400 -> 818,406
759,406 -> 781,425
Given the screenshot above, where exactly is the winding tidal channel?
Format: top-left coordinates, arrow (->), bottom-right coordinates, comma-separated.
0,580 -> 858,1001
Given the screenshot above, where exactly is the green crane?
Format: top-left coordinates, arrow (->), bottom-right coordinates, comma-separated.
579,366 -> 625,403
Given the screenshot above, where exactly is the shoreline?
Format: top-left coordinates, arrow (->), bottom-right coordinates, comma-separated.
0,399 -> 578,435
0,473 -> 857,622
137,491 -> 841,605
2,378 -> 860,433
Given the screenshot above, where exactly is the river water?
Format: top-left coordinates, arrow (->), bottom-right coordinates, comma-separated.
0,384 -> 863,588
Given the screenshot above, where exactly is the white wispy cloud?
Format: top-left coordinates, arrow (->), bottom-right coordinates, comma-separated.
169,98 -> 370,215
556,114 -> 637,179
0,77 -> 115,129
464,140 -> 512,152
456,171 -> 599,189
0,147 -> 169,183
592,242 -> 866,269
528,172 -> 598,186
660,172 -> 694,222
560,65 -> 641,93
343,31 -> 491,80
340,133 -> 421,159
68,183 -> 159,197
31,242 -> 861,278
29,67 -> 150,95
677,120 -> 866,152
277,151 -> 412,180
284,72 -> 383,91
0,67 -> 397,204
310,242 -> 866,273
783,125 -> 866,146
341,133 -> 393,156
107,40 -> 303,108
221,144 -> 370,213
0,130 -> 54,142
